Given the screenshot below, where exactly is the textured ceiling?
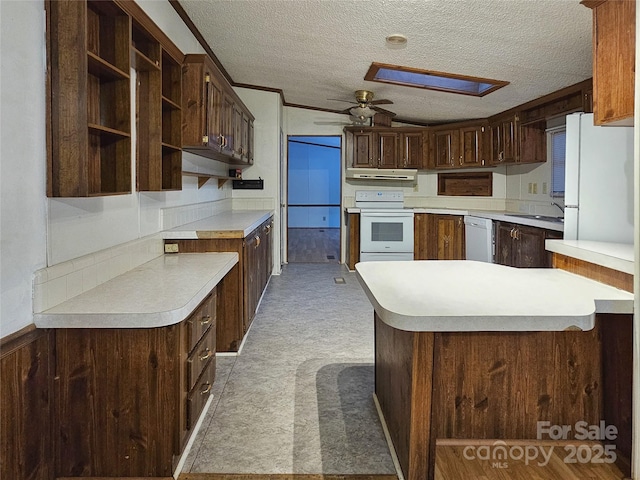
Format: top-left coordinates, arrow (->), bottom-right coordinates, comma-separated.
176,0 -> 593,125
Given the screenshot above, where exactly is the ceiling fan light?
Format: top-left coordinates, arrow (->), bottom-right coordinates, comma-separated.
350,106 -> 376,119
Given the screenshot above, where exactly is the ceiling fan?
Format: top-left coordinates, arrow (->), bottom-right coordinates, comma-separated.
329,90 -> 395,123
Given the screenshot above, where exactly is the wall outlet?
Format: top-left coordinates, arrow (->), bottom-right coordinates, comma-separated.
164,243 -> 179,254
532,183 -> 538,194
542,182 -> 548,194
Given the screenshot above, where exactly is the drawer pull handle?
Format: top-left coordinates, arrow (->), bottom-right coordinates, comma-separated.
200,315 -> 211,325
199,348 -> 213,362
200,383 -> 212,395
255,236 -> 261,248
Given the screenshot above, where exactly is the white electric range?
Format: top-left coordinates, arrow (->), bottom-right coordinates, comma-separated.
355,191 -> 414,262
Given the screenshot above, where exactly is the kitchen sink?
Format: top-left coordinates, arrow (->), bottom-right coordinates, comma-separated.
504,213 -> 564,223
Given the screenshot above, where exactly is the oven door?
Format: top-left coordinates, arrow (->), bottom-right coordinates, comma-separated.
360,211 -> 414,255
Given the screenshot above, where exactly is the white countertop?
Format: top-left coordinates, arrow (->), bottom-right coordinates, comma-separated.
34,253 -> 238,329
546,240 -> 634,274
164,210 -> 274,239
356,260 -> 633,333
345,207 -> 564,232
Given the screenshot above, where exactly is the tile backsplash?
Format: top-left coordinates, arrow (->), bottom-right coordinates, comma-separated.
161,198 -> 233,230
33,234 -> 164,313
34,197 -> 276,314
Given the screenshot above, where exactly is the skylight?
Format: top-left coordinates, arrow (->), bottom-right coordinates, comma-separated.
365,62 -> 509,97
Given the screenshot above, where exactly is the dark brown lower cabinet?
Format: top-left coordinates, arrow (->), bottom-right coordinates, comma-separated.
54,289 -> 216,478
495,221 -> 562,267
168,215 -> 273,352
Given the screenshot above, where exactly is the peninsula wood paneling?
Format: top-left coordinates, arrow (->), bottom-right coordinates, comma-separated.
600,313 -> 633,476
430,327 -> 602,440
0,327 -> 53,480
552,253 -> 633,292
375,315 -> 434,480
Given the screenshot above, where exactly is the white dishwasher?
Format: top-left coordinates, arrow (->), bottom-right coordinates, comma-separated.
464,216 -> 494,262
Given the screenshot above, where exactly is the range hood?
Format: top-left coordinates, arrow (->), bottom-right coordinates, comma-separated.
346,168 -> 417,181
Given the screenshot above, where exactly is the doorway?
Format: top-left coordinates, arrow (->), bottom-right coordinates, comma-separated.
287,136 -> 341,263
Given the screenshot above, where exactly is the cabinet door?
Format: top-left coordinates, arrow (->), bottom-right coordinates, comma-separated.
494,222 -> 514,266
206,71 -> 224,150
459,126 -> 483,167
491,117 -> 518,164
519,121 -> 546,164
221,94 -> 234,154
352,131 -> 376,167
590,0 -> 635,126
243,230 -> 261,332
433,215 -> 465,260
402,131 -> 424,169
432,130 -> 458,168
247,119 -> 255,164
378,131 -> 399,168
513,225 -> 547,268
232,105 -> 243,159
240,112 -> 250,162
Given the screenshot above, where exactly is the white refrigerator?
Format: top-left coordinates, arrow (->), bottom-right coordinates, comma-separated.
564,113 -> 634,244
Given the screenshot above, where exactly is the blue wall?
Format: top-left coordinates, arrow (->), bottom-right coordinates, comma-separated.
288,137 -> 341,228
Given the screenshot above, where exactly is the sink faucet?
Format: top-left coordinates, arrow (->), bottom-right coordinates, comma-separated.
551,201 -> 564,214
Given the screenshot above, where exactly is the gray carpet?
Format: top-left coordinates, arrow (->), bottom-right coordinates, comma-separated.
183,264 -> 396,475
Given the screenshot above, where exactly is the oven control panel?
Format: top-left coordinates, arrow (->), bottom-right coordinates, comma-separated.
355,191 -> 404,203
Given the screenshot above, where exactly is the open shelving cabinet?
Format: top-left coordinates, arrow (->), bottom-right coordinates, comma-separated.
49,0 -> 132,197
131,14 -> 183,192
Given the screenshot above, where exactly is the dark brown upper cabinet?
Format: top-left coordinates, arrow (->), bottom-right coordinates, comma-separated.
182,54 -> 255,166
428,122 -> 488,169
583,0 -> 635,126
130,10 -> 184,192
345,127 -> 426,169
48,0 -> 132,197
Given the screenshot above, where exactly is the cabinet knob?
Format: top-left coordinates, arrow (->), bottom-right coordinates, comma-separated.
255,235 -> 261,248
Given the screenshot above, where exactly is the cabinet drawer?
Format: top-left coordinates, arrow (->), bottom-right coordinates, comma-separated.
186,325 -> 216,392
185,289 -> 216,353
187,357 -> 216,430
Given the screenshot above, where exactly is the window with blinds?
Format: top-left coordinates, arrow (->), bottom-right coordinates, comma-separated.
549,128 -> 566,197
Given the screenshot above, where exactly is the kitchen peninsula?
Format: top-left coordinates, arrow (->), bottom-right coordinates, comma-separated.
356,261 -> 633,480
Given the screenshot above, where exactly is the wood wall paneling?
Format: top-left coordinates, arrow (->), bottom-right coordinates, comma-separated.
0,328 -> 53,480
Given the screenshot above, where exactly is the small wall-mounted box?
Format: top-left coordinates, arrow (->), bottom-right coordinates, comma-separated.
232,179 -> 264,190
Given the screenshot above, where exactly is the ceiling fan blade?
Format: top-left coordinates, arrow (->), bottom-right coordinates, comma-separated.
328,98 -> 358,104
338,107 -> 354,114
370,99 -> 393,105
371,106 -> 397,117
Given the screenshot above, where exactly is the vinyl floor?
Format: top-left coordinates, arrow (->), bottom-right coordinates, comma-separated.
181,263 -> 395,475
287,228 -> 340,263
